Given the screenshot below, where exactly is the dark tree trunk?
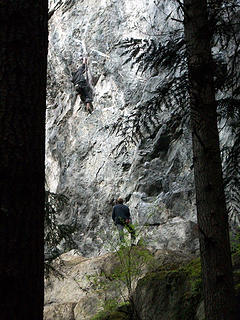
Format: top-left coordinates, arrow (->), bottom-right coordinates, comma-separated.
183,0 -> 237,319
0,1 -> 48,319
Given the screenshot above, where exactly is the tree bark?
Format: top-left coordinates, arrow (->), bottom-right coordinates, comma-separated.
183,0 -> 237,319
0,1 -> 48,319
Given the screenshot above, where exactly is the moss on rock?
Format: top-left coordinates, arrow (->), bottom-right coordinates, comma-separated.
91,250 -> 240,320
90,302 -> 131,320
91,311 -> 129,320
133,257 -> 203,320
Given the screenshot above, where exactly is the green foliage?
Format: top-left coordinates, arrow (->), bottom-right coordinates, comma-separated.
88,242 -> 155,301
231,229 -> 240,254
112,34 -> 188,153
44,190 -> 77,275
45,191 -> 69,248
88,224 -> 156,319
91,301 -> 130,320
90,299 -> 119,320
114,0 -> 240,223
223,126 -> 240,224
230,228 -> 240,267
116,0 -> 240,139
112,244 -> 155,298
182,258 -> 202,297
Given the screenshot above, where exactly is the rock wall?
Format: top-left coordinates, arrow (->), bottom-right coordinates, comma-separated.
46,0 -> 199,257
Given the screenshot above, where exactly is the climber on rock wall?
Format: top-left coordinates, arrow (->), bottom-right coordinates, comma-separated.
71,57 -> 94,114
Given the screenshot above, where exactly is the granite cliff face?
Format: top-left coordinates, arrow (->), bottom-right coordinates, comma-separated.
46,0 -> 198,257
45,1 -> 239,319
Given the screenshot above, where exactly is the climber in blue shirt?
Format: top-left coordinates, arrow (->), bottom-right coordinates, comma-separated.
112,197 -> 136,243
71,57 -> 93,113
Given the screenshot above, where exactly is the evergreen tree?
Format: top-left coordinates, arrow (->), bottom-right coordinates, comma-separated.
0,1 -> 48,319
117,0 -> 239,318
184,0 -> 237,318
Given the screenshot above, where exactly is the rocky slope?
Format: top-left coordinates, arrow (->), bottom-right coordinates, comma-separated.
46,0 -> 201,257
44,248 -> 199,320
44,250 -> 119,320
44,248 -> 240,320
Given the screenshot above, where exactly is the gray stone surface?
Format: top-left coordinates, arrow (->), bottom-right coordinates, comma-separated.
44,303 -> 76,320
46,0 -> 198,257
44,250 -> 125,320
46,0 -> 201,257
74,296 -> 100,320
45,1 -> 239,319
44,249 -> 196,320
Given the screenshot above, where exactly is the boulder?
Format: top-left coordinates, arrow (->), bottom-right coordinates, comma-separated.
44,302 -> 76,320
133,257 -> 203,320
44,250 -> 123,320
